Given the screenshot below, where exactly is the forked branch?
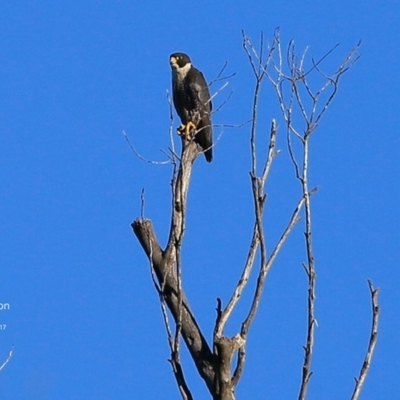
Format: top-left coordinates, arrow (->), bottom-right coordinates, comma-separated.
216,32 -> 309,391
262,32 -> 362,399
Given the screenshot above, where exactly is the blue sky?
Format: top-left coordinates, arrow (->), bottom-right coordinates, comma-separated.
1,1 -> 399,399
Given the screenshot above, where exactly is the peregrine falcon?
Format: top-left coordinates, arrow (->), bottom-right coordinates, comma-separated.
170,53 -> 213,162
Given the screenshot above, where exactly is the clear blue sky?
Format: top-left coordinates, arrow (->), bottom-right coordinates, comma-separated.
1,1 -> 399,399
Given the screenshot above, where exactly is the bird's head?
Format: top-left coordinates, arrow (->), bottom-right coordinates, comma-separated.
170,53 -> 192,78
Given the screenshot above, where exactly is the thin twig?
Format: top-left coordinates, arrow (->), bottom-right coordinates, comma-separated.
303,43 -> 340,78
212,90 -> 234,114
140,188 -> 145,219
167,90 -> 177,163
122,130 -> 171,165
208,60 -> 236,86
212,120 -> 251,129
208,81 -> 230,107
350,280 -> 380,400
0,346 -> 14,372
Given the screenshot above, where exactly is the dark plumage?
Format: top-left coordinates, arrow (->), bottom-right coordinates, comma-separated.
170,52 -> 213,162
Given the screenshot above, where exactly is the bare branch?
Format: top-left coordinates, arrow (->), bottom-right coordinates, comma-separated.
350,281 -> 380,400
143,195 -> 192,400
298,141 -> 316,400
167,90 -> 178,163
266,37 -> 362,400
212,90 -> 234,114
208,60 -> 237,87
232,194 -> 305,386
140,188 -> 145,219
242,194 -> 306,334
215,219 -> 259,338
122,130 -> 171,165
261,119 -> 279,186
172,185 -> 185,398
304,43 -> 340,78
212,121 -> 251,130
242,30 -> 258,77
133,134 -> 216,394
158,294 -> 193,400
0,346 -> 14,372
133,225 -> 215,391
168,357 -> 194,400
215,121 -> 278,338
286,125 -> 301,179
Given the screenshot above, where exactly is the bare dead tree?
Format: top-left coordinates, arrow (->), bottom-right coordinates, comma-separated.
132,30 -> 379,400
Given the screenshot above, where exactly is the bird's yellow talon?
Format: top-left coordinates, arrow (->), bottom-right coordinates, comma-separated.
177,122 -> 196,140
184,122 -> 196,140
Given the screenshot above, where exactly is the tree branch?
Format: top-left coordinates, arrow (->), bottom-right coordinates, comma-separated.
0,346 -> 13,372
215,121 -> 278,339
132,139 -> 216,394
350,280 -> 380,400
159,291 -> 194,400
264,36 -> 361,399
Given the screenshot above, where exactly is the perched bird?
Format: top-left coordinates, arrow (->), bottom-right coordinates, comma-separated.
170,52 -> 213,162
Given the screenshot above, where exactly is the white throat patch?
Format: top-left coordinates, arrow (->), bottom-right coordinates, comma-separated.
172,62 -> 192,80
